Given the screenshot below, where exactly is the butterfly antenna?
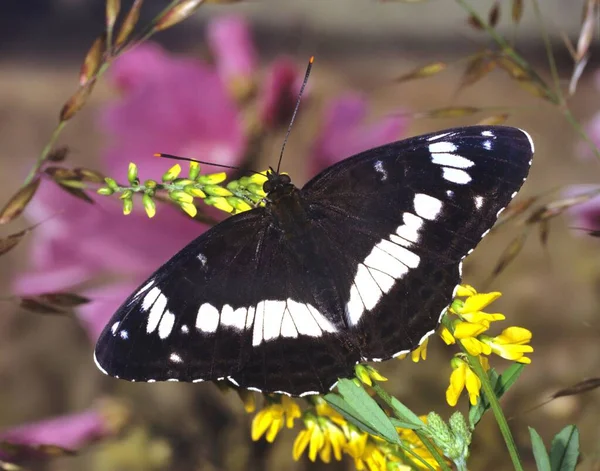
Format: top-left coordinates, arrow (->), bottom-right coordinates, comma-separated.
276,56 -> 314,174
154,153 -> 264,175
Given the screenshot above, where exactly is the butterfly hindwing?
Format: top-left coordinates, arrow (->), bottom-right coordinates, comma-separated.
95,125 -> 534,396
94,209 -> 358,395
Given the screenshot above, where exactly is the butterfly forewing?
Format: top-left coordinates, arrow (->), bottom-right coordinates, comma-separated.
94,125 -> 533,396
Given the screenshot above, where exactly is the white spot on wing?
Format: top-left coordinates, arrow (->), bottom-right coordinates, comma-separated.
111,321 -> 120,335
180,324 -> 189,334
442,167 -> 472,184
354,264 -> 382,310
245,306 -> 255,330
483,140 -> 492,150
169,352 -> 183,363
373,160 -> 388,181
147,292 -> 167,333
481,130 -> 494,137
474,196 -> 484,209
307,305 -> 337,333
280,309 -> 298,338
346,284 -> 365,326
119,330 -> 129,340
367,267 -> 395,292
395,212 -> 423,244
287,299 -> 322,337
197,253 -> 207,266
263,300 -> 286,341
252,301 -> 265,346
364,245 -> 409,279
431,153 -> 474,168
378,239 -> 420,268
158,310 -> 175,339
221,304 -> 246,330
429,141 -> 457,153
196,303 -> 219,333
227,376 -> 240,387
141,286 -> 161,312
414,193 -> 443,220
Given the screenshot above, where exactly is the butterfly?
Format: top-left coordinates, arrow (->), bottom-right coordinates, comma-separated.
94,125 -> 534,397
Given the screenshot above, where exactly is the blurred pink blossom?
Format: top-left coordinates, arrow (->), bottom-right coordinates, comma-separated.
311,93 -> 409,173
564,184 -> 600,234
207,15 -> 257,85
0,409 -> 111,462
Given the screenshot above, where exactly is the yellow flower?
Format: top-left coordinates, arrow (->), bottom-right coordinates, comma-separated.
439,326 -> 456,345
314,399 -> 346,427
397,338 -> 429,362
482,326 -> 534,364
341,423 -> 369,460
452,321 -> 492,356
237,389 -> 256,413
446,357 -> 486,406
455,284 -> 477,297
293,417 -> 325,461
398,417 -> 443,469
319,419 -> 347,462
352,442 -> 387,471
251,396 -> 301,442
355,364 -> 388,386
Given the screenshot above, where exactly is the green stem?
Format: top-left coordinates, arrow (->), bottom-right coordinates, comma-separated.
24,121 -> 67,185
530,0 -> 563,104
371,383 -> 451,471
466,354 -> 524,471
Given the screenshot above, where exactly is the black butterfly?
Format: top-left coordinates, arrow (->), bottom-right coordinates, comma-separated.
94,125 -> 534,397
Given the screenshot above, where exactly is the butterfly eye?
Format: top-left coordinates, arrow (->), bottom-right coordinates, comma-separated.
263,180 -> 273,193
280,175 -> 291,184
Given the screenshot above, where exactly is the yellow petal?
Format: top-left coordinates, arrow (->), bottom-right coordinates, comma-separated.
460,292 -> 502,313
293,429 -> 311,461
446,363 -> 466,407
455,284 -> 477,297
439,326 -> 456,345
453,321 -> 489,339
460,337 -> 492,356
266,416 -> 283,442
251,409 -> 272,441
465,366 -> 483,405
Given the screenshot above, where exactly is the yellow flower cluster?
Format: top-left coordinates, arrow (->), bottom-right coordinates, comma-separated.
402,285 -> 533,407
251,397 -> 437,471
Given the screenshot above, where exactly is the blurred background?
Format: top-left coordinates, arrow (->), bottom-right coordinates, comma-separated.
1,1 -> 600,470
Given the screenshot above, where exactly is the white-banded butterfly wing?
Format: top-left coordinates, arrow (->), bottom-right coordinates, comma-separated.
94,125 -> 534,396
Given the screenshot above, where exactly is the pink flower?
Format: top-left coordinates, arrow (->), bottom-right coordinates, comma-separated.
564,184 -> 600,234
0,409 -> 112,463
310,93 -> 409,174
207,15 -> 257,86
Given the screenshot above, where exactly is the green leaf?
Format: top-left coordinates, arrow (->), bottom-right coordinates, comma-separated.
529,427 -> 551,471
324,393 -> 383,438
389,417 -> 421,430
387,396 -> 425,429
334,379 -> 400,444
469,364 -> 525,428
549,425 -> 579,471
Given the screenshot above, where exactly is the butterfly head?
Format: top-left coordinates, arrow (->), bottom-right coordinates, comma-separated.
263,168 -> 295,202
